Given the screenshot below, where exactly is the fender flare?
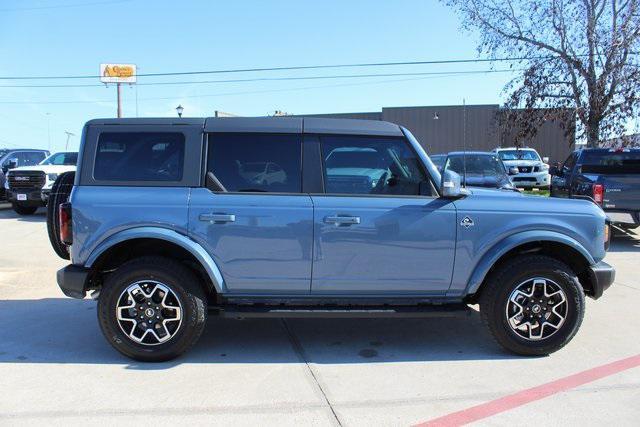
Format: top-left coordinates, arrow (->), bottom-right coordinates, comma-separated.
85,226 -> 226,293
466,230 -> 595,295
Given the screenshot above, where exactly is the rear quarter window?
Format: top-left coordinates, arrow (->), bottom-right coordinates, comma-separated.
94,132 -> 185,181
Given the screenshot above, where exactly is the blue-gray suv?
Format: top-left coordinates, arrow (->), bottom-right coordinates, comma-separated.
51,117 -> 615,362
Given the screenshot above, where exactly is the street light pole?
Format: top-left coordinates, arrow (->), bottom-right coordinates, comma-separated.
64,131 -> 75,151
176,104 -> 184,118
117,83 -> 122,118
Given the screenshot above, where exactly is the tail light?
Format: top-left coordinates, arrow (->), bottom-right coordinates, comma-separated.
59,202 -> 73,245
592,184 -> 604,205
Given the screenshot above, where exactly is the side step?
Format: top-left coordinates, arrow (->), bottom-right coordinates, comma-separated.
210,304 -> 471,319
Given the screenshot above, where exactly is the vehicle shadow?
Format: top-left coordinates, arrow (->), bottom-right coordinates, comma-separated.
0,298 -> 520,369
0,207 -> 46,222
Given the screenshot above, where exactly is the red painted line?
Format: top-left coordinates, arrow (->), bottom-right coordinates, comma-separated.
416,353 -> 640,427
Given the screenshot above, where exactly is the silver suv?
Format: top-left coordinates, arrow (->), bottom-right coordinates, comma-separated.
494,147 -> 550,190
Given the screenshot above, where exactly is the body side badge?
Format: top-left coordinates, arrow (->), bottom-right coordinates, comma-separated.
460,216 -> 475,229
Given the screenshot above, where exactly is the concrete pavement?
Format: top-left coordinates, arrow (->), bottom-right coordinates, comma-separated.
0,205 -> 638,426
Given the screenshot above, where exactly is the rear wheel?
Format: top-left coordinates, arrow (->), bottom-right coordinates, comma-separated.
98,256 -> 207,362
480,255 -> 585,356
12,203 -> 38,215
46,172 -> 75,260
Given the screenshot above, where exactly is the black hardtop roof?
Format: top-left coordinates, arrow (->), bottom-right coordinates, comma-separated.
85,116 -> 403,137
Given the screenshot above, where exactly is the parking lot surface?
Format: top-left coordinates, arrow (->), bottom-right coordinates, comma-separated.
0,205 -> 639,426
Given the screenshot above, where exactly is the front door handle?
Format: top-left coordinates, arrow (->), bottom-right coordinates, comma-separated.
324,215 -> 361,226
199,213 -> 236,223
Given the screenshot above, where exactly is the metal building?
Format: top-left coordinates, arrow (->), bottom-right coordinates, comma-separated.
299,104 -> 575,163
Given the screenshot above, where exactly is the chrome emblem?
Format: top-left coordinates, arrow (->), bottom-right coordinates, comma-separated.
15,176 -> 29,181
460,216 -> 474,229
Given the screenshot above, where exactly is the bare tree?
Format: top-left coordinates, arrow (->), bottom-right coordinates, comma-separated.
444,0 -> 640,147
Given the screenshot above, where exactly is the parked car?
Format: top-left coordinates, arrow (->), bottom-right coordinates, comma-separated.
51,117 -> 613,362
550,148 -> 640,230
429,154 -> 446,171
0,148 -> 50,201
493,147 -> 551,190
5,151 -> 77,215
440,151 -> 518,191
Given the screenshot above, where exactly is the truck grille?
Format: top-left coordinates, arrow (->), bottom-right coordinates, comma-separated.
8,171 -> 45,191
517,166 -> 533,173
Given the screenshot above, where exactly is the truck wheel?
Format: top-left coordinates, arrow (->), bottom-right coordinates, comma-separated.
12,203 -> 38,215
479,255 -> 585,356
98,256 -> 207,362
46,172 -> 75,260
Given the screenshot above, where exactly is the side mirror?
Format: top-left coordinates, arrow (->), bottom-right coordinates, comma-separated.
542,157 -> 549,164
7,158 -> 18,170
508,166 -> 519,175
440,169 -> 464,198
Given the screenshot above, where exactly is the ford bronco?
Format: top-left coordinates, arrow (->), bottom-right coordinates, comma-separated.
51,117 -> 614,362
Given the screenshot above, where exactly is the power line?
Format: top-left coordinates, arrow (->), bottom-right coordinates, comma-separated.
0,68 -> 519,89
0,56 -> 552,81
0,0 -> 133,12
0,72 -> 493,105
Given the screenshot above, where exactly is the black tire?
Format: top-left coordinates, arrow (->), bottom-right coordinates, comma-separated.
479,255 -> 585,356
12,203 -> 38,215
98,256 -> 207,362
46,172 -> 75,260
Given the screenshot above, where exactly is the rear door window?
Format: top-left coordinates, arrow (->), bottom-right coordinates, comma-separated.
207,133 -> 302,193
94,132 -> 185,181
580,151 -> 640,174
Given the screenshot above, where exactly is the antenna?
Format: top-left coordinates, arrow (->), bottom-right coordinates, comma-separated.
462,98 -> 467,188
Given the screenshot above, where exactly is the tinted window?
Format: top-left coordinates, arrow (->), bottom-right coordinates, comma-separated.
95,133 -> 185,181
580,150 -> 640,174
207,133 -> 301,193
445,154 -> 506,176
321,135 -> 429,196
16,152 -> 43,166
42,152 -> 78,166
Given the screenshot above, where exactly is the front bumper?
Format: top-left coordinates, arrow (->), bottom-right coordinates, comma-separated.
57,264 -> 89,299
511,172 -> 550,188
586,261 -> 615,299
6,189 -> 47,207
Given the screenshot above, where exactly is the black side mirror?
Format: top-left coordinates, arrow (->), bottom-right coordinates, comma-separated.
7,158 -> 18,170
508,166 -> 519,175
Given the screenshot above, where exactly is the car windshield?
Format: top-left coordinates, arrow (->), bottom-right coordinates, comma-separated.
497,149 -> 540,161
41,152 -> 78,166
580,151 -> 640,174
241,162 -> 268,172
430,155 -> 446,169
445,154 -> 505,176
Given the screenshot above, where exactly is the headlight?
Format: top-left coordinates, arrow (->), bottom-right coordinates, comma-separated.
540,163 -> 549,171
47,173 -> 59,182
604,222 -> 611,251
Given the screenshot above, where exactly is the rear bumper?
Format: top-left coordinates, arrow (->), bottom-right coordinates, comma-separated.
57,264 -> 89,299
586,261 -> 615,299
605,210 -> 640,226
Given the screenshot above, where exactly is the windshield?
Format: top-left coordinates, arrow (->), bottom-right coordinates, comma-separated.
497,149 -> 540,161
430,155 -> 446,169
41,152 -> 78,166
445,154 -> 506,176
581,151 -> 640,174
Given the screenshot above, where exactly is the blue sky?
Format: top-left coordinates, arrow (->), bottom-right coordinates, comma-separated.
0,0 -> 519,153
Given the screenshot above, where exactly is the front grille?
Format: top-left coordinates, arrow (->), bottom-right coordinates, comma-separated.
8,171 -> 45,191
517,166 -> 533,173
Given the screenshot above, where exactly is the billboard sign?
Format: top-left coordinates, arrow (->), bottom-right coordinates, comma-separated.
100,64 -> 137,83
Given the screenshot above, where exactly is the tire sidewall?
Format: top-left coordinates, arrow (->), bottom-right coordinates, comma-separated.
98,262 -> 205,362
487,259 -> 584,355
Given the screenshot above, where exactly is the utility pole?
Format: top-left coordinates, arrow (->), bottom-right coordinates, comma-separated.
46,113 -> 51,151
117,83 -> 122,118
64,131 -> 75,151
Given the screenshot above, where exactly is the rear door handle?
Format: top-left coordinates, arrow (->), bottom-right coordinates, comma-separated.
324,215 -> 361,226
199,213 -> 236,223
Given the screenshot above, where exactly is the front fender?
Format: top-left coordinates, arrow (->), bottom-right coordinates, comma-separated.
465,230 -> 595,295
85,226 -> 226,293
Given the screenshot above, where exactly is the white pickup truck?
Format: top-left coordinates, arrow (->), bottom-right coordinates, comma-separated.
4,152 -> 77,215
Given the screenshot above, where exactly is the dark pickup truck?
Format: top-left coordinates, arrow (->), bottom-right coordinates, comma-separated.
550,148 -> 640,229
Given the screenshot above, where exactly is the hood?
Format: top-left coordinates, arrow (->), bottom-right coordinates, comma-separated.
501,159 -> 540,167
462,173 -> 514,189
9,165 -> 76,174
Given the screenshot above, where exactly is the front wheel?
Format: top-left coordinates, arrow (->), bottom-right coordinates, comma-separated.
480,255 -> 585,356
98,256 -> 207,362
